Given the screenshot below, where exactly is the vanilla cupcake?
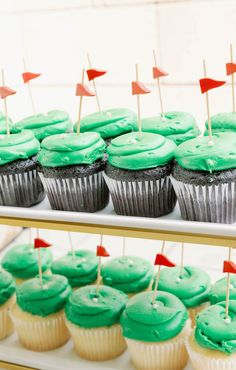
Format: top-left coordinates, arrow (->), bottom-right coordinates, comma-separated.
209,275 -> 236,304
11,274 -> 71,351
65,285 -> 128,360
0,270 -> 15,339
121,291 -> 190,370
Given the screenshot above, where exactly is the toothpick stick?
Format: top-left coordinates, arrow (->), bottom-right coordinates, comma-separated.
96,234 -> 103,295
68,232 -> 75,259
28,228 -> 32,246
87,53 -> 101,112
1,70 -> 10,136
77,68 -> 85,135
203,60 -> 213,144
230,44 -> 235,114
152,240 -> 165,304
136,64 -> 142,138
122,237 -> 126,258
153,50 -> 164,118
36,229 -> 43,289
179,242 -> 184,278
225,247 -> 232,320
23,58 -> 36,117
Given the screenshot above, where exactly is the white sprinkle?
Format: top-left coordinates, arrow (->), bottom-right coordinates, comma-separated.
208,140 -> 214,147
152,303 -> 159,309
225,317 -> 231,324
93,297 -> 98,303
106,112 -> 112,117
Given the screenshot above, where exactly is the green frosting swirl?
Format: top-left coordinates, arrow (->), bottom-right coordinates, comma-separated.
38,132 -> 106,167
74,108 -> 137,139
14,110 -> 72,141
174,132 -> 236,172
51,250 -> 98,288
195,301 -> 236,354
0,270 -> 15,305
120,291 -> 188,342
102,256 -> 153,294
0,130 -> 40,165
16,274 -> 71,317
107,132 -> 176,170
140,112 -> 200,145
65,285 -> 128,328
209,276 -> 236,304
205,113 -> 236,134
157,266 -> 211,308
2,244 -> 53,279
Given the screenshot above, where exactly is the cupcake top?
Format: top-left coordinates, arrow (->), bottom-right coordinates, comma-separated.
141,112 -> 200,145
38,132 -> 106,167
51,250 -> 98,288
16,274 -> 71,317
0,112 -> 13,134
74,108 -> 137,139
2,244 -> 53,279
14,110 -> 72,141
174,132 -> 236,172
157,266 -> 211,308
195,301 -> 236,354
205,112 -> 236,134
65,285 -> 128,328
107,132 -> 176,170
121,291 -> 188,342
209,275 -> 236,305
102,256 -> 154,294
0,130 -> 40,166
0,269 -> 15,305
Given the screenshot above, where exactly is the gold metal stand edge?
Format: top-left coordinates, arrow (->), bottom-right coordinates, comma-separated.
0,360 -> 35,370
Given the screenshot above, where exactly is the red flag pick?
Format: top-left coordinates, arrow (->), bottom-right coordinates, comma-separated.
76,83 -> 95,97
22,72 -> 41,83
154,253 -> 176,267
87,69 -> 107,81
34,238 -> 51,249
0,86 -> 16,99
223,260 -> 236,274
97,245 -> 110,257
153,66 -> 168,79
132,81 -> 151,95
226,62 -> 236,76
199,78 -> 226,94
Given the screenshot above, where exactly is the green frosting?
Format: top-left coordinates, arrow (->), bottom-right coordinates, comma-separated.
51,250 -> 98,288
140,112 -> 200,145
157,266 -> 211,308
16,274 -> 71,317
14,110 -> 72,141
2,244 -> 53,279
205,113 -> 236,134
102,256 -> 153,294
0,270 -> 15,305
174,132 -> 236,172
121,291 -> 188,342
107,132 -> 176,170
74,108 -> 137,139
209,276 -> 236,304
195,301 -> 236,354
0,112 -> 13,134
65,285 -> 128,328
0,130 -> 40,165
38,132 -> 106,167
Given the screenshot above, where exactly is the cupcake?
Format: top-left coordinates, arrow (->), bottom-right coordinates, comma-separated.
209,275 -> 236,304
0,130 -> 44,207
65,285 -> 128,360
2,243 -> 53,285
73,108 -> 137,144
11,274 -> 71,351
186,301 -> 236,370
171,132 -> 236,223
120,291 -> 191,370
140,112 -> 200,145
0,269 -> 15,339
102,256 -> 154,297
204,112 -> 236,135
51,250 -> 98,288
37,132 -> 109,212
104,132 -> 177,217
156,265 -> 211,326
13,110 -> 72,141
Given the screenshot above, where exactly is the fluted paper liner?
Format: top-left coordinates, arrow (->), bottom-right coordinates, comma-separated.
188,302 -> 209,328
66,321 -> 126,361
0,295 -> 15,340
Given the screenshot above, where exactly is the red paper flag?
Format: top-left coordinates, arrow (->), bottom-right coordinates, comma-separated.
226,63 -> 236,76
223,260 -> 236,274
76,83 -> 95,97
0,86 -> 16,99
97,245 -> 110,257
154,253 -> 176,267
153,66 -> 168,79
87,69 -> 107,81
199,78 -> 226,94
22,72 -> 41,83
132,81 -> 151,95
34,238 -> 51,249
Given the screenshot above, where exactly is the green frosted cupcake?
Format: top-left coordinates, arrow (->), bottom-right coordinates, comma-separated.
0,270 -> 15,339
209,276 -> 236,304
205,112 -> 236,135
0,112 -> 13,133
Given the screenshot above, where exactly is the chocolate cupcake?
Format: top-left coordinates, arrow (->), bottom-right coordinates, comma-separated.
140,111 -> 200,145
0,130 -> 44,207
14,110 -> 72,141
204,112 -> 236,134
38,132 -> 109,212
171,132 -> 236,223
104,132 -> 176,217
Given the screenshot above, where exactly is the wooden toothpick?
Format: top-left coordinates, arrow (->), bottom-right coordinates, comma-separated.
96,234 -> 103,295
225,247 -> 232,320
68,232 -> 75,260
37,228 -> 43,289
179,242 -> 184,278
136,64 -> 142,138
23,58 -> 36,117
77,68 -> 85,135
153,50 -> 164,118
152,240 -> 165,305
122,237 -> 126,258
230,44 -> 235,114
203,60 -> 213,145
1,70 -> 10,137
87,53 -> 101,112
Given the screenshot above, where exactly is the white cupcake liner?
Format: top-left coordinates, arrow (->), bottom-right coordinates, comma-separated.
186,332 -> 236,370
125,320 -> 191,370
103,173 -> 176,217
39,171 -> 109,212
0,295 -> 15,340
188,302 -> 209,328
66,321 -> 126,361
171,176 -> 236,223
11,305 -> 70,351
